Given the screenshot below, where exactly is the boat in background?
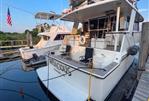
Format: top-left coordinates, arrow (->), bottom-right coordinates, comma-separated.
37,0 -> 143,101
19,12 -> 70,71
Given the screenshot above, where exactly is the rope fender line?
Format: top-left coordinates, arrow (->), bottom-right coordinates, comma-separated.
0,69 -> 77,83
87,60 -> 93,101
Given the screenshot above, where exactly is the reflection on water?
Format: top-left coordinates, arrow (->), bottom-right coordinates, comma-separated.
0,60 -> 49,101
0,58 -> 139,101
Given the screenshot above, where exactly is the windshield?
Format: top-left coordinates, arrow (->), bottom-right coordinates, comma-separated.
54,34 -> 66,41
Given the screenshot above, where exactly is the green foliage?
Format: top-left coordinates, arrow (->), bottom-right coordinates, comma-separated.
31,28 -> 40,44
0,31 -> 26,41
0,27 -> 40,44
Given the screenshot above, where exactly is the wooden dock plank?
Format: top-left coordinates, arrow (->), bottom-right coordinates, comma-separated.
145,57 -> 149,72
132,71 -> 149,101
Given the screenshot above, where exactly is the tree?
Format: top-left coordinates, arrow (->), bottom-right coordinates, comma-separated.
24,29 -> 30,34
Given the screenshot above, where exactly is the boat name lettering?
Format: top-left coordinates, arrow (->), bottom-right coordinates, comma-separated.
49,58 -> 70,74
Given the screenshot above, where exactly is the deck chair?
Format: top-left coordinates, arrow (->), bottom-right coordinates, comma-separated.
61,45 -> 71,56
24,53 -> 39,64
80,47 -> 94,63
32,53 -> 39,61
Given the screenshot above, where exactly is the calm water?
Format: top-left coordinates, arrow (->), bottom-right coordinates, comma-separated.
0,58 -> 138,101
0,60 -> 49,101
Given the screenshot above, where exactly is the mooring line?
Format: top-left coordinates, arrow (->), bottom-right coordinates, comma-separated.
0,69 -> 77,83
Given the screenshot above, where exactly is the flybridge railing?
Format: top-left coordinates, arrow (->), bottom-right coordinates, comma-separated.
70,0 -> 135,8
70,0 -> 116,8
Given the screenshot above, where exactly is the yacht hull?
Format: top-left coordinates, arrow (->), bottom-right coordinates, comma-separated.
36,55 -> 134,101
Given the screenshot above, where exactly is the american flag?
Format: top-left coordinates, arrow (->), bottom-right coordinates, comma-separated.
7,8 -> 12,26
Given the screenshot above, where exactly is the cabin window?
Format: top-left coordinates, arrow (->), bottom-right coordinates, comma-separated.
110,16 -> 116,31
90,31 -> 106,39
133,22 -> 139,31
54,34 -> 65,40
119,16 -> 130,31
87,16 -> 116,39
90,18 -> 98,30
88,16 -> 116,32
98,17 -> 108,29
43,36 -> 50,41
83,22 -> 88,32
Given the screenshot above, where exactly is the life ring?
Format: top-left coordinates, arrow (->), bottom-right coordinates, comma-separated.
79,36 -> 86,45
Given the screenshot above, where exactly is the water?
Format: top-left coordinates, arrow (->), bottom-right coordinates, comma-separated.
0,60 -> 49,101
0,59 -> 139,101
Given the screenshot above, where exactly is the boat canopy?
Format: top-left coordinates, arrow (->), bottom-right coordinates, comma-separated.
35,12 -> 61,20
61,0 -> 144,22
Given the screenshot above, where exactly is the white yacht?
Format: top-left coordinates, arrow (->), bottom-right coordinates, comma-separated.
37,0 -> 143,101
19,12 -> 70,70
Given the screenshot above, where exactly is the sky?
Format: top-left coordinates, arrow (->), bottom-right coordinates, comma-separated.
0,0 -> 149,33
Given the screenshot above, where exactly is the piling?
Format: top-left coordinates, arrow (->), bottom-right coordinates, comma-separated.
132,22 -> 149,101
137,22 -> 149,80
137,22 -> 149,79
26,31 -> 33,48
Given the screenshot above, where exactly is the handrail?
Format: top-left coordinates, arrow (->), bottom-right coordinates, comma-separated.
0,40 -> 27,46
22,45 -> 60,53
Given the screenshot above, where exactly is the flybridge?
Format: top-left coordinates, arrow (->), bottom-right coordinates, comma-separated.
62,0 -> 143,23
69,0 -> 136,9
35,12 -> 61,20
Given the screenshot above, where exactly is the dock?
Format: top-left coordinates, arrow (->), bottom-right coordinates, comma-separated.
0,50 -> 21,63
0,40 -> 27,62
0,40 -> 27,50
132,22 -> 149,101
132,71 -> 149,101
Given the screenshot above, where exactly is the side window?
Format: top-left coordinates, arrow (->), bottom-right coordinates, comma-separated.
43,36 -> 50,41
90,19 -> 98,30
83,22 -> 88,32
133,22 -> 139,31
54,34 -> 65,40
110,16 -> 116,31
98,18 -> 108,29
60,35 -> 64,40
119,16 -> 130,31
